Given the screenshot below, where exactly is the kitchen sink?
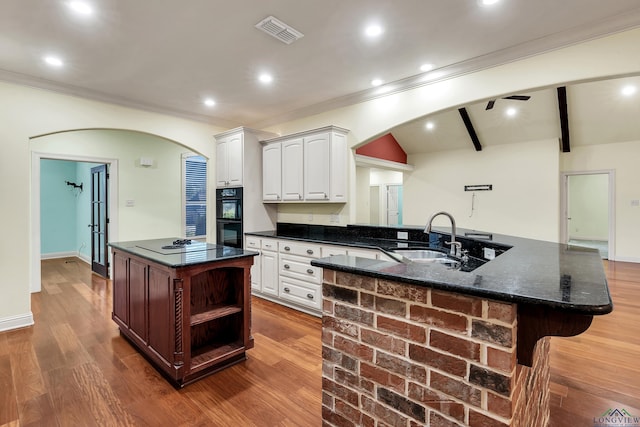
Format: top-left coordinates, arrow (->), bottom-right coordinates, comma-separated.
388,248 -> 461,268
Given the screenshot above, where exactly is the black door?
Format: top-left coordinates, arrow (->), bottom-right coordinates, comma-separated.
90,165 -> 109,277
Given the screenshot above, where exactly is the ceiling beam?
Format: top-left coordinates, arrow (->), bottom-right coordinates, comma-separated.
557,86 -> 571,152
458,107 -> 482,151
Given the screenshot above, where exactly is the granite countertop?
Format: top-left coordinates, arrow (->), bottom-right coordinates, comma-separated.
110,238 -> 258,268
247,225 -> 612,315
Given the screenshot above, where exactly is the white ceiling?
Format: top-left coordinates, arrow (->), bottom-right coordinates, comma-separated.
1,1 -> 640,141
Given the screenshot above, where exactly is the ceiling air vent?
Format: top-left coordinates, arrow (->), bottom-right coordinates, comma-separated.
255,16 -> 304,45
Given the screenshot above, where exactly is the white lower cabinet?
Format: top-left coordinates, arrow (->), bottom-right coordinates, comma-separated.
246,235 -> 390,316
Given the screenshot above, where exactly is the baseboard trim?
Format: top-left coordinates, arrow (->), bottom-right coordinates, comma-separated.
0,312 -> 34,333
611,256 -> 640,264
41,251 -> 77,260
41,251 -> 91,264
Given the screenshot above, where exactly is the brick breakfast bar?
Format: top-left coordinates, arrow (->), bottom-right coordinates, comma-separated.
306,225 -> 612,427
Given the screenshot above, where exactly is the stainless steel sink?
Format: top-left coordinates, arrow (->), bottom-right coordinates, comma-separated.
389,248 -> 461,268
392,249 -> 448,260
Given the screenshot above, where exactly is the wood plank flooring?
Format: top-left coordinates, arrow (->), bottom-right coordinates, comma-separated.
1,257 -> 638,426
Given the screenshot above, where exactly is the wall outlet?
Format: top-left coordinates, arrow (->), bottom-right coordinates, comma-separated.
397,231 -> 409,240
330,214 -> 340,223
483,247 -> 496,260
126,199 -> 135,207
308,213 -> 313,221
631,199 -> 640,207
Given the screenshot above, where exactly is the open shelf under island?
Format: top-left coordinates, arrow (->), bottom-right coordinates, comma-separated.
109,238 -> 257,388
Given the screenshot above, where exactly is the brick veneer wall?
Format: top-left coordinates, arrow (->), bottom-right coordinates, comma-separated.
321,270 -> 550,427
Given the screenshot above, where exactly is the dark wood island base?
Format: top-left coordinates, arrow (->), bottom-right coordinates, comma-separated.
110,239 -> 257,388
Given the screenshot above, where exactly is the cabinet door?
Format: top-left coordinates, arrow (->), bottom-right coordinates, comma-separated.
112,251 -> 128,326
304,133 -> 330,200
216,138 -> 229,187
282,138 -> 304,201
245,237 -> 262,291
262,143 -> 282,201
148,266 -> 174,366
226,133 -> 244,187
261,250 -> 278,296
329,131 -> 347,202
128,258 -> 148,343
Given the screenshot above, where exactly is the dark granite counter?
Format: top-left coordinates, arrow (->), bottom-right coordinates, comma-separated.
246,224 -> 612,315
109,238 -> 257,268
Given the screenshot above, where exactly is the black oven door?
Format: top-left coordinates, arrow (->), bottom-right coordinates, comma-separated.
217,220 -> 243,248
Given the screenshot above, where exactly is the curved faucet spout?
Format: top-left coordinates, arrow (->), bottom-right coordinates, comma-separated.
424,211 -> 461,256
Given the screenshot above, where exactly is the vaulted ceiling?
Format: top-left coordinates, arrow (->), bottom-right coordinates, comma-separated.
388,75 -> 640,154
1,0 -> 640,131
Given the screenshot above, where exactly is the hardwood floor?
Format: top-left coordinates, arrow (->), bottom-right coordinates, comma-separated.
1,257 -> 638,426
1,257 -> 322,427
550,260 -> 640,426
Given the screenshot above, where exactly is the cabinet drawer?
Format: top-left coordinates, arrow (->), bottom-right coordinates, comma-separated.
261,238 -> 278,252
279,254 -> 322,284
245,236 -> 260,250
279,241 -> 322,258
279,276 -> 321,311
321,245 -> 347,258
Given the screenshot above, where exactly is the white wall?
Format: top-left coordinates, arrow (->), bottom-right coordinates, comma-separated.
0,81 -> 222,331
561,140 -> 640,262
404,139 -> 560,241
32,130 -> 194,241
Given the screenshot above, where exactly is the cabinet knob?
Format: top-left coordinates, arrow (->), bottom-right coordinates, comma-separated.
306,293 -> 314,299
307,249 -> 314,255
306,268 -> 313,274
284,264 -> 290,269
298,194 -> 302,200
284,287 -> 290,293
284,246 -> 290,251
324,192 -> 328,199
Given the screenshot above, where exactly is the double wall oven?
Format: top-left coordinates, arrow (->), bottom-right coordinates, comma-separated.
216,187 -> 243,248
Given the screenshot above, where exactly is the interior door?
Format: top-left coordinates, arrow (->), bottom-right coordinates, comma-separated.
90,164 -> 109,277
386,185 -> 401,226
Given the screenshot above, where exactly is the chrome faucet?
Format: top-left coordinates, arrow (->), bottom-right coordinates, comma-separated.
424,211 -> 462,257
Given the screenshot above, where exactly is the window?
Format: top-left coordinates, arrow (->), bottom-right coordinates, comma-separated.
182,154 -> 207,238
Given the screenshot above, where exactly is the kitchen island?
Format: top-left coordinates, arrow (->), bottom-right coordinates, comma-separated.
110,238 -> 257,388
304,224 -> 611,427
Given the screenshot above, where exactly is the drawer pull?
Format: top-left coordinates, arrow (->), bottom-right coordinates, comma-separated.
306,268 -> 313,274
306,293 -> 314,299
284,264 -> 290,269
284,287 -> 290,293
307,249 -> 314,255
284,246 -> 290,251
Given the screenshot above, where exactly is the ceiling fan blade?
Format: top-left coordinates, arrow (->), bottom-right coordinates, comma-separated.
486,100 -> 496,110
502,95 -> 531,101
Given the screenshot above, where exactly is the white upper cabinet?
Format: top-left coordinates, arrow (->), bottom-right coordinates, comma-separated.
261,126 -> 348,203
282,138 -> 304,201
216,132 -> 243,187
262,142 -> 282,201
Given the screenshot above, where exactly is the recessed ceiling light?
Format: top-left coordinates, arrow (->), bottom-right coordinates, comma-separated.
371,78 -> 384,87
365,24 -> 383,38
621,85 -> 637,96
43,56 -> 64,67
203,98 -> 216,107
258,73 -> 273,84
425,121 -> 435,130
420,63 -> 434,72
67,1 -> 93,15
480,0 -> 500,6
505,107 -> 517,117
